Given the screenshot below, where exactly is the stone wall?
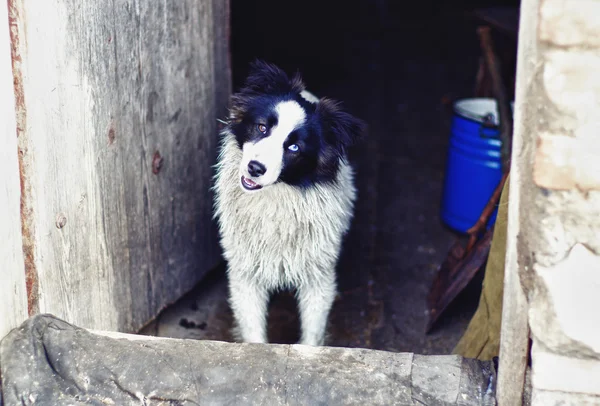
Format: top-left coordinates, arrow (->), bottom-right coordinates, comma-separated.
499,0 -> 600,404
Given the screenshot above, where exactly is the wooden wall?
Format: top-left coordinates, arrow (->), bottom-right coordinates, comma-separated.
2,0 -> 230,334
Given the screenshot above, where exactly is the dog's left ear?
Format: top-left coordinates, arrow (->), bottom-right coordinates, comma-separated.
317,98 -> 367,154
230,60 -> 305,123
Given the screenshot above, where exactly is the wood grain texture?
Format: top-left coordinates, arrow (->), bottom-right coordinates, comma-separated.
0,0 -> 28,339
9,0 -> 229,332
496,0 -> 537,404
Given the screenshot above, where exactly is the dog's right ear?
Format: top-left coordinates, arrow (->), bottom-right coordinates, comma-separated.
229,60 -> 305,123
317,98 -> 367,156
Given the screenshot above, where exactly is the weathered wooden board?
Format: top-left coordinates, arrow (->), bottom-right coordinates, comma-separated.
496,1 -> 536,404
9,0 -> 230,332
0,1 -> 28,339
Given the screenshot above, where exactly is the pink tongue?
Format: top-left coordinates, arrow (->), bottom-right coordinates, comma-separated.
244,177 -> 257,186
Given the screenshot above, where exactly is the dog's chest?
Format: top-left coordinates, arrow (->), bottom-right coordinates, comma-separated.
216,175 -> 355,279
226,184 -> 347,253
214,139 -> 356,281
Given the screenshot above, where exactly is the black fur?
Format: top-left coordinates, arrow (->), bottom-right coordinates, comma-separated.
229,61 -> 366,188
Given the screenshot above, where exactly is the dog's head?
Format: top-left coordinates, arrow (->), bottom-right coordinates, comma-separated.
228,61 -> 366,192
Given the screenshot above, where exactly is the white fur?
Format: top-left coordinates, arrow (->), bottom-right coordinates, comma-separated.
300,90 -> 320,104
240,101 -> 306,189
213,131 -> 357,346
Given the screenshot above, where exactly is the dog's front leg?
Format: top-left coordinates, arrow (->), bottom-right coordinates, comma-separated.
297,272 -> 336,346
228,275 -> 269,343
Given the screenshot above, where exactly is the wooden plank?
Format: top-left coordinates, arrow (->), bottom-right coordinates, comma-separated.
473,7 -> 520,39
213,0 -> 232,122
9,0 -> 229,332
496,0 -> 537,405
0,0 -> 28,339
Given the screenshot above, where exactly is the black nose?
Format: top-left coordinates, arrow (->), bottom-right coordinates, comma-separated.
247,160 -> 266,177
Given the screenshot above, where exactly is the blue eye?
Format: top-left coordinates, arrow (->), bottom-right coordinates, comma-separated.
288,144 -> 299,152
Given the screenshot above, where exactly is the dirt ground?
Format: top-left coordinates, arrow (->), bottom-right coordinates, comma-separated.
141,1 -> 517,354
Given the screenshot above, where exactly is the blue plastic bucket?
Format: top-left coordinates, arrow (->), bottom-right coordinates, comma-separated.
441,98 -> 507,233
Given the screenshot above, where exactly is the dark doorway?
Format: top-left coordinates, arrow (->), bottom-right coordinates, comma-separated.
228,0 -> 519,353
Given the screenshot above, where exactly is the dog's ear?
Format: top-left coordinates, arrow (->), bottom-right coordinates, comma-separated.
317,98 -> 367,155
243,60 -> 305,96
229,60 -> 305,123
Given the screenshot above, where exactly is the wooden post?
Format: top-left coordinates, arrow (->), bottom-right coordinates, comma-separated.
0,0 -> 28,339
4,0 -> 230,333
499,0 -> 600,404
496,0 -> 537,403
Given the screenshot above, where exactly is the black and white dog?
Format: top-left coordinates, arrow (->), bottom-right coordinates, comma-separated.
213,61 -> 365,346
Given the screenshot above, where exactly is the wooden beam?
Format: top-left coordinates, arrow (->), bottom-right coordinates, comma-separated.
496,0 -> 537,403
0,0 -> 28,339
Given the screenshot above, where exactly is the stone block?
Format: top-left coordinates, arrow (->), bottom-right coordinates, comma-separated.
534,131 -> 600,190
539,0 -> 600,48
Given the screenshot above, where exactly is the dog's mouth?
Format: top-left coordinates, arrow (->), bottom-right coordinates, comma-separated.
241,176 -> 263,191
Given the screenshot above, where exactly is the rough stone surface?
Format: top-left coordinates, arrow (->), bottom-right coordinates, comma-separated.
543,50 -> 600,124
539,0 -> 600,48
530,244 -> 600,356
532,342 -> 600,395
504,0 -> 600,403
532,389 -> 600,406
534,132 -> 600,190
0,315 -> 496,406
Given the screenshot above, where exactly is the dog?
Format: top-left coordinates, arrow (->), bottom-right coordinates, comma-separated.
213,61 -> 365,346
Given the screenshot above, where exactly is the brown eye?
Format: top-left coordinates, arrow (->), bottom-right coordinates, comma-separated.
257,124 -> 267,134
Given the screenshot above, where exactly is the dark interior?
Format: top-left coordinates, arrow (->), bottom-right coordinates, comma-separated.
153,0 -> 521,354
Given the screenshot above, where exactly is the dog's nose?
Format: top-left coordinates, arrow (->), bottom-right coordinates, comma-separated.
247,160 -> 266,177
